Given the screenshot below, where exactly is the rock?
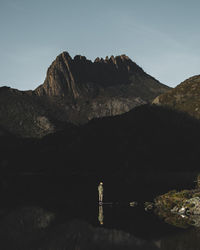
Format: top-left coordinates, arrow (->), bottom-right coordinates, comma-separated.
129,201 -> 138,207
178,207 -> 186,214
171,206 -> 179,213
152,96 -> 160,105
171,197 -> 200,215
144,202 -> 154,211
187,215 -> 200,227
36,116 -> 54,132
155,189 -> 200,228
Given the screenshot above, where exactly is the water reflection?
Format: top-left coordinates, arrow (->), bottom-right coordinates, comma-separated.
2,203 -> 200,249
156,208 -> 200,229
98,205 -> 104,225
160,228 -> 200,250
96,203 -> 200,250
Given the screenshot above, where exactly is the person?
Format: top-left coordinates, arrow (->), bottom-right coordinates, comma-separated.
98,182 -> 103,204
98,204 -> 104,225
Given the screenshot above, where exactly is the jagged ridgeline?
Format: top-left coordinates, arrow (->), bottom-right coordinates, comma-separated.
0,52 -> 169,138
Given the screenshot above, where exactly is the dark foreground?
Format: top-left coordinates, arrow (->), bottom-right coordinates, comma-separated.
1,105 -> 200,249
0,173 -> 199,250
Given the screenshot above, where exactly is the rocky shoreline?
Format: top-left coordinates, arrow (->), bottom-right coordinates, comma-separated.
152,188 -> 200,228
155,189 -> 200,214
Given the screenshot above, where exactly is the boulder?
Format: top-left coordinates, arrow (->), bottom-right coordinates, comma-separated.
171,197 -> 200,215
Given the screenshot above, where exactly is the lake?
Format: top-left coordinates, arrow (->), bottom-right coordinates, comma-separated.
0,172 -> 199,249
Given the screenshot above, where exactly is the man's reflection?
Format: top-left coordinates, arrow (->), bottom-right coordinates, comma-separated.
98,205 -> 104,225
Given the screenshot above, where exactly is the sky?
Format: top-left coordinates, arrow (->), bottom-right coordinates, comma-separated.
1,0 -> 200,90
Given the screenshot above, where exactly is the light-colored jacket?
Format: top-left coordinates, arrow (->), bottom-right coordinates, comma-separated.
98,184 -> 103,194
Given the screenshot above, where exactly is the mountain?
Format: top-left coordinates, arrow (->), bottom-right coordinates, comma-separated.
153,75 -> 200,119
3,104 -> 200,176
0,52 -> 169,137
2,104 -> 200,202
35,52 -> 168,101
0,87 -> 58,138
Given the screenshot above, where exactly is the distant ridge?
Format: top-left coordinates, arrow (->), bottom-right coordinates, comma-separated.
153,75 -> 200,119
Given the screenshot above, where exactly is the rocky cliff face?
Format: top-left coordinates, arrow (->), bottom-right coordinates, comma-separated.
152,75 -> 200,119
34,51 -> 169,125
0,52 -> 170,137
35,52 -> 169,101
0,87 -> 56,137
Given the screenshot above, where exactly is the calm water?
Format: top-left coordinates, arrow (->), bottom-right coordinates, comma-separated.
90,203 -> 200,249
49,201 -> 200,250
0,172 -> 199,249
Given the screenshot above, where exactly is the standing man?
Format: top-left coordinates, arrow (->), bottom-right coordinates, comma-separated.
98,205 -> 104,225
98,182 -> 103,204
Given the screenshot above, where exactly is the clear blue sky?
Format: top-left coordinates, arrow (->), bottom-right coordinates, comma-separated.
1,0 -> 200,90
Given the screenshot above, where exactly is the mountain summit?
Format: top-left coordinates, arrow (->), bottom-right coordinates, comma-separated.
0,52 -> 169,137
35,52 -> 169,100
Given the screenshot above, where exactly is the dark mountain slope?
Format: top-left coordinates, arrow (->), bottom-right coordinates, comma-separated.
153,75 -> 200,119
0,87 -> 61,137
1,104 -> 200,205
67,104 -> 200,175
3,104 -> 200,176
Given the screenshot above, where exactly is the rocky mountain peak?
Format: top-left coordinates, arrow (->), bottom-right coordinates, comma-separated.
35,51 -> 151,99
35,52 -> 169,104
74,55 -> 87,62
117,54 -> 130,61
35,51 -> 79,98
94,54 -> 131,65
54,51 -> 73,65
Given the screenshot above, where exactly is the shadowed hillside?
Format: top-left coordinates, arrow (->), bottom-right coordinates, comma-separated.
153,75 -> 200,119
1,104 -> 200,204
